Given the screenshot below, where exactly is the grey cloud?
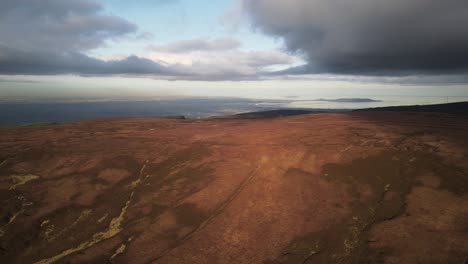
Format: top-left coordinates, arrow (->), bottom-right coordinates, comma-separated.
0,0 -> 179,76
148,38 -> 241,53
244,0 -> 468,75
241,51 -> 293,67
0,44 -> 294,80
0,0 -> 137,53
0,46 -> 178,76
0,1 -> 293,80
154,50 -> 294,81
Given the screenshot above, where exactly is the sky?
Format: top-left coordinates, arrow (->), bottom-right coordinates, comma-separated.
0,0 -> 467,103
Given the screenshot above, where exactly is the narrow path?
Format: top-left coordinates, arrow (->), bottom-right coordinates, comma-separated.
147,164 -> 262,263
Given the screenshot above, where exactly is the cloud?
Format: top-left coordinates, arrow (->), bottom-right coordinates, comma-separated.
148,38 -> 241,53
0,1 -> 297,80
0,0 -> 137,53
186,50 -> 295,80
142,41 -> 297,80
243,0 -> 468,75
219,0 -> 246,32
0,46 -> 179,76
0,0 -> 182,76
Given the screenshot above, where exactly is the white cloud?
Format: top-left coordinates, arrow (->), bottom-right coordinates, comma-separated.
135,38 -> 303,80
148,38 -> 241,53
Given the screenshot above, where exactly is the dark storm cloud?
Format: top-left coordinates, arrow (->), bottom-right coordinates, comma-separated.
244,0 -> 468,75
0,0 -> 175,75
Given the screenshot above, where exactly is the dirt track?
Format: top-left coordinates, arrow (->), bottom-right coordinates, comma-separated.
0,112 -> 467,264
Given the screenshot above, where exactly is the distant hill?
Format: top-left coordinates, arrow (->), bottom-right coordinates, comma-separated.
354,101 -> 468,114
229,101 -> 468,118
225,109 -> 349,119
231,109 -> 321,118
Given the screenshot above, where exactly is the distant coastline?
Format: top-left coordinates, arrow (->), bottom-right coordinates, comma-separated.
1,100 -> 466,127
315,98 -> 382,103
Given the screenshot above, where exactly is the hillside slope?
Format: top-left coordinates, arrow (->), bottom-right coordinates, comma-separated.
354,101 -> 468,114
1,112 -> 467,264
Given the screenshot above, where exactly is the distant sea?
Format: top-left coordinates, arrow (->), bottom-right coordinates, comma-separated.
1,96 -> 467,126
